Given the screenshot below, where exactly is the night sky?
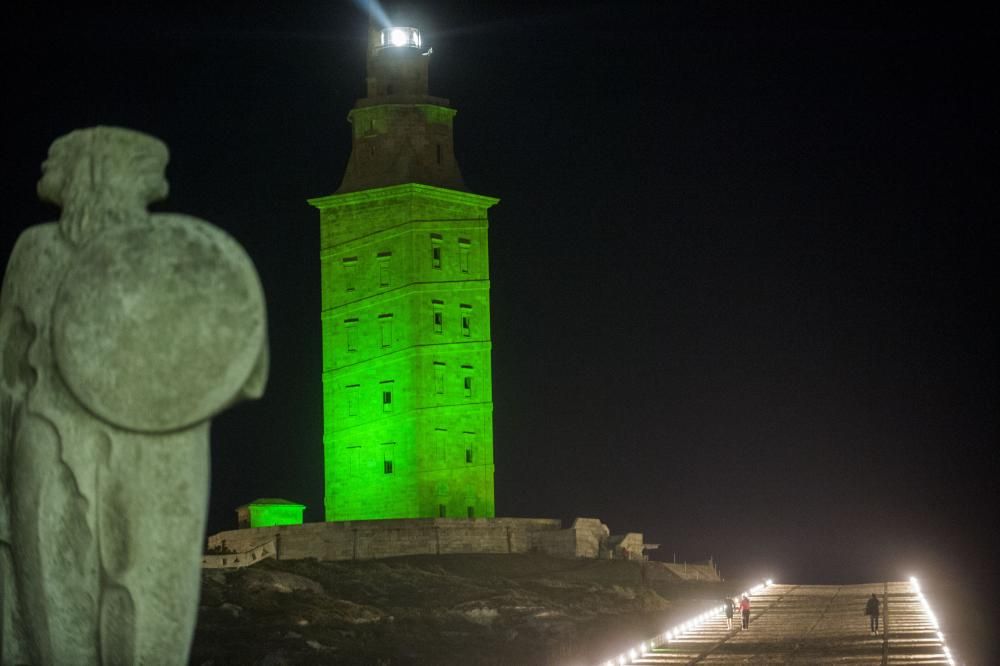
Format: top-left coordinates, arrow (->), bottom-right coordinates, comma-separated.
3,3 -> 995,662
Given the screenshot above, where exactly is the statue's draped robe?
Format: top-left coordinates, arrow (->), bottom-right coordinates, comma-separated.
1,214 -> 266,664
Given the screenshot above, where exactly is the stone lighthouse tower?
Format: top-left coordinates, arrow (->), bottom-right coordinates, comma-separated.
309,26 -> 497,522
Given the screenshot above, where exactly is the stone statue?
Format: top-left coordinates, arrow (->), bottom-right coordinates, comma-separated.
0,127 -> 268,664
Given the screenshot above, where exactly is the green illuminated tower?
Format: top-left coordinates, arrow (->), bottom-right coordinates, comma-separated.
309,26 -> 497,522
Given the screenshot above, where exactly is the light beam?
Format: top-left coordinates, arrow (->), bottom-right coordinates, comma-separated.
352,0 -> 392,29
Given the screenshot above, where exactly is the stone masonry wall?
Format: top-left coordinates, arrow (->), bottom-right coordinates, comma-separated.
206,517 -> 623,563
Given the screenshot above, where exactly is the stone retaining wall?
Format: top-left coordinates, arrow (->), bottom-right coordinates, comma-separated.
658,561 -> 721,581
206,516 -> 622,563
202,539 -> 276,569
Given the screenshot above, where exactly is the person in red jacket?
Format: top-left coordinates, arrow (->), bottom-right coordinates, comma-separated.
739,594 -> 751,630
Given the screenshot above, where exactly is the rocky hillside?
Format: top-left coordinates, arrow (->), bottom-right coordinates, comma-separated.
190,554 -> 732,665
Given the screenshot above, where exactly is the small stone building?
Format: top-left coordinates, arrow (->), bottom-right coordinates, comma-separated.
236,498 -> 305,529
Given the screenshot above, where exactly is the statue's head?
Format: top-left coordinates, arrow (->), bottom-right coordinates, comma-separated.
38,127 -> 170,242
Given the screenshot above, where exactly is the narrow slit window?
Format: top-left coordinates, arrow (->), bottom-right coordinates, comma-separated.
460,304 -> 472,338
436,143 -> 442,165
438,504 -> 447,518
431,234 -> 443,269
434,362 -> 446,395
381,381 -> 394,413
458,239 -> 471,273
379,313 -> 393,348
383,442 -> 395,474
464,432 -> 476,466
377,251 -> 392,287
432,300 -> 444,334
345,319 -> 359,352
467,506 -> 475,519
342,257 -> 358,292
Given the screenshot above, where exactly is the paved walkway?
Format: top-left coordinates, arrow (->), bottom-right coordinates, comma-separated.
612,582 -> 951,665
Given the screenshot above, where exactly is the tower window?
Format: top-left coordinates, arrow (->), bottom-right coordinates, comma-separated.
462,368 -> 473,398
438,504 -> 447,518
464,432 -> 476,464
435,427 -> 448,462
436,143 -> 442,165
434,362 -> 446,394
460,304 -> 472,337
467,506 -> 475,519
431,234 -> 443,269
458,239 -> 471,273
342,257 -> 358,292
379,313 -> 393,348
381,381 -> 394,412
345,319 -> 359,352
383,442 -> 395,474
432,300 -> 444,334
377,251 -> 392,287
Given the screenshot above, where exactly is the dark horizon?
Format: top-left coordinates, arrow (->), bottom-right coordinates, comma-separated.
3,3 -> 994,663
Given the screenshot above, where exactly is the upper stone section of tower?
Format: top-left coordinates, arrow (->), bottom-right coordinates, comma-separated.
364,27 -> 434,103
337,26 -> 466,194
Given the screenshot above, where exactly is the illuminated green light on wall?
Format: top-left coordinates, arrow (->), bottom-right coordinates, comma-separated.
418,105 -> 458,125
237,499 -> 305,528
310,184 -> 498,523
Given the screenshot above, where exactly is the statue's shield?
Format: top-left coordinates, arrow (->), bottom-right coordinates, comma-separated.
52,214 -> 267,432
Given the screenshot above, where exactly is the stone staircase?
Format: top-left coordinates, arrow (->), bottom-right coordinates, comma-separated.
600,581 -> 953,665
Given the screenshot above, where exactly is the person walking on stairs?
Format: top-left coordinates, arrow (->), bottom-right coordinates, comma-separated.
724,597 -> 735,630
865,593 -> 880,634
739,594 -> 751,630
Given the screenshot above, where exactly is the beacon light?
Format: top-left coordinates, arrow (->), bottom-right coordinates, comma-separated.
380,26 -> 421,49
